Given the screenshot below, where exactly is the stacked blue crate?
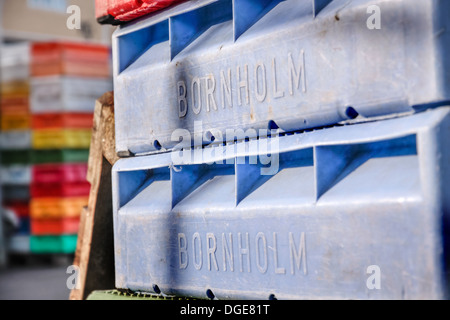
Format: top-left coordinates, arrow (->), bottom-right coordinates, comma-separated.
109,0 -> 450,299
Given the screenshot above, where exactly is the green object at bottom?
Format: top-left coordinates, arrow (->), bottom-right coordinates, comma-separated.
30,235 -> 77,254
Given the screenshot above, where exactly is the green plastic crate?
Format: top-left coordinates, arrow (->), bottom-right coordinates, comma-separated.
30,235 -> 78,254
0,150 -> 32,165
32,149 -> 90,164
0,149 -> 89,165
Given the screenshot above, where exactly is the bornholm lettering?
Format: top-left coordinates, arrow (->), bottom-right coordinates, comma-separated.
177,51 -> 306,118
178,232 -> 307,275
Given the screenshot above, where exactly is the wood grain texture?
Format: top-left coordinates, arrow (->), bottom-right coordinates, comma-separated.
70,92 -> 117,300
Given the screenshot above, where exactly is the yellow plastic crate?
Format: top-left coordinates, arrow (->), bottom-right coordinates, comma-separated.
1,113 -> 30,130
32,129 -> 91,149
30,197 -> 88,219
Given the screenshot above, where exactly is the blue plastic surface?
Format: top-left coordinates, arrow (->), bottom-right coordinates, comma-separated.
17,218 -> 30,236
112,107 -> 450,299
113,0 -> 450,155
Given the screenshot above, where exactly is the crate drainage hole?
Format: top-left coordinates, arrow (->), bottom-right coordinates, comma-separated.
153,284 -> 161,294
345,106 -> 359,119
268,120 -> 279,130
205,131 -> 215,142
206,289 -> 215,300
153,140 -> 162,150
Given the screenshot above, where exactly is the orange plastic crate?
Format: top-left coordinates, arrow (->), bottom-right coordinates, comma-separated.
1,113 -> 30,130
0,81 -> 30,98
31,113 -> 93,129
31,217 -> 80,235
30,197 -> 88,219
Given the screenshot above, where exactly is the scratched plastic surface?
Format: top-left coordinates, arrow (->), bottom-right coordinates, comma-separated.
112,107 -> 450,299
113,0 -> 450,155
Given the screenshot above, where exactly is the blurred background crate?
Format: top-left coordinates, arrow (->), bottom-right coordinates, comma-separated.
27,40 -> 111,257
1,42 -> 33,261
0,0 -> 115,300
29,235 -> 78,254
31,42 -> 111,78
30,197 -> 87,219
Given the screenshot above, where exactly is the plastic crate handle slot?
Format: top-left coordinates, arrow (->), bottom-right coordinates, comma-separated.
115,0 -> 334,73
315,134 -> 418,200
170,0 -> 233,59
117,19 -> 169,73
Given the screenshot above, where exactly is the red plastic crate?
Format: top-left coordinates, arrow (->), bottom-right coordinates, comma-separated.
31,217 -> 80,235
32,163 -> 88,184
95,0 -> 185,24
31,42 -> 110,77
30,182 -> 91,198
32,42 -> 109,63
31,113 -> 93,130
0,97 -> 29,114
3,201 -> 30,218
96,0 -> 109,18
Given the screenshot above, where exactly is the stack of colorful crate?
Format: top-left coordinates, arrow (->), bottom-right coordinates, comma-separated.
29,42 -> 112,254
0,43 -> 32,254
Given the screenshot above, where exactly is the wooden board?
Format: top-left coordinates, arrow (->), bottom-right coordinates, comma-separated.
70,92 -> 119,300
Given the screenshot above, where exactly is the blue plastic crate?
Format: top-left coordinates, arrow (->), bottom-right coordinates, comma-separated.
112,106 -> 450,300
17,218 -> 30,236
113,0 -> 450,155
